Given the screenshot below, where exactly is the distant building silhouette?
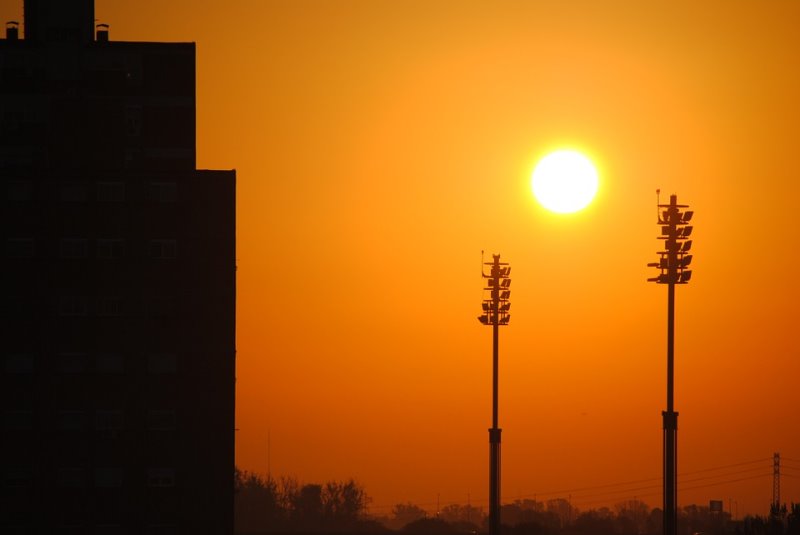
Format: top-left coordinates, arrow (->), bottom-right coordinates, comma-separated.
1,1 -> 236,534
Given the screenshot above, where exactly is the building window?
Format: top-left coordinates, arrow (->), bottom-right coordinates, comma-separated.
60,182 -> 87,202
147,297 -> 174,317
150,182 -> 177,202
58,468 -> 85,488
147,410 -> 176,431
4,354 -> 34,373
58,411 -> 87,431
58,353 -> 89,373
97,239 -> 125,259
97,182 -> 125,202
147,353 -> 177,374
146,468 -> 176,488
4,466 -> 33,487
125,105 -> 142,137
59,296 -> 89,316
124,148 -> 143,168
4,526 -> 36,535
1,109 -> 24,132
95,410 -> 124,430
60,238 -> 89,258
149,239 -> 177,259
7,180 -> 32,201
94,467 -> 123,488
145,525 -> 178,535
4,410 -> 34,431
96,353 -> 124,374
97,296 -> 125,317
6,238 -> 34,258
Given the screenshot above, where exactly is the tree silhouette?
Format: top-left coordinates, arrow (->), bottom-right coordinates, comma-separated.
323,479 -> 369,527
234,469 -> 282,533
293,483 -> 324,529
787,503 -> 800,535
391,503 -> 427,530
233,469 -> 370,533
402,517 -> 456,534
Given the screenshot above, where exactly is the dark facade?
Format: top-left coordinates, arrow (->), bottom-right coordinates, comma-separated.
1,1 -> 236,533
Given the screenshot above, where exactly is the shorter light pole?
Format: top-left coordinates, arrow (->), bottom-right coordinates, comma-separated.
478,254 -> 511,535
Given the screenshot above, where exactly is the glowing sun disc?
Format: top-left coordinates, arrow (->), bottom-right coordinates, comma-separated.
532,150 -> 599,213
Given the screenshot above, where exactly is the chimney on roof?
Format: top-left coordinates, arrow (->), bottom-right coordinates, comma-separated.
5,21 -> 19,40
24,0 -> 94,44
96,23 -> 108,42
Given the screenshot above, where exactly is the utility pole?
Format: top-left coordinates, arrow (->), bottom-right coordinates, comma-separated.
771,452 -> 781,517
478,254 -> 511,535
648,193 -> 694,535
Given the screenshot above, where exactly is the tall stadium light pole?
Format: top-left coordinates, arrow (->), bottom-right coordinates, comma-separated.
647,193 -> 694,535
478,254 -> 511,535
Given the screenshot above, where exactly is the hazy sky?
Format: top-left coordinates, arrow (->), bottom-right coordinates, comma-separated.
6,0 -> 799,518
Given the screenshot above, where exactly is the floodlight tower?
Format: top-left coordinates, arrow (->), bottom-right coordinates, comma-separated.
478,254 -> 511,535
647,193 -> 693,535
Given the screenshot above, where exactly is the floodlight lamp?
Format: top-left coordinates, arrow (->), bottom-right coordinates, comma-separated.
680,271 -> 692,283
682,211 -> 694,223
501,279 -> 511,288
682,226 -> 693,237
665,209 -> 681,224
680,255 -> 693,268
478,314 -> 489,324
500,290 -> 510,300
661,226 -> 672,236
682,240 -> 692,252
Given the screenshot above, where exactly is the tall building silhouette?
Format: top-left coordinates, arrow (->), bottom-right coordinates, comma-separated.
1,1 -> 236,533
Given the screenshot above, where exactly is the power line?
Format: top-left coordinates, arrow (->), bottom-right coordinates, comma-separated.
564,468 -> 771,504
681,472 -> 773,493
681,465 -> 772,485
508,476 -> 660,501
678,457 -> 771,476
508,457 -> 771,503
571,472 -> 774,509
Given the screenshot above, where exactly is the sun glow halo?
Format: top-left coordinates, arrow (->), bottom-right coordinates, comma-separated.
532,150 -> 599,214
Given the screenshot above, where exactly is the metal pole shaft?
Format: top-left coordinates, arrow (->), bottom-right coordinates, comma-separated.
667,281 -> 675,414
493,320 -> 499,428
489,257 -> 502,535
663,273 -> 678,535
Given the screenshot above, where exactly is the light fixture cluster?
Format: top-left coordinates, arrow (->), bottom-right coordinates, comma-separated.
648,194 -> 693,285
478,255 -> 511,326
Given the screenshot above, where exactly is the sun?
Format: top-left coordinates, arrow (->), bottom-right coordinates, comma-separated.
531,150 -> 599,213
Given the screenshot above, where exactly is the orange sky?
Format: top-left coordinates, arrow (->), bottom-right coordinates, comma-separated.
6,0 -> 799,518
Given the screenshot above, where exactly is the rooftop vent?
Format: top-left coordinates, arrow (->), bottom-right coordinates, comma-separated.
6,21 -> 19,40
96,23 -> 108,42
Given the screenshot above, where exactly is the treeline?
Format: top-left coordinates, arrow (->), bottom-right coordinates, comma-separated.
235,470 -> 800,535
234,469 -> 381,533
